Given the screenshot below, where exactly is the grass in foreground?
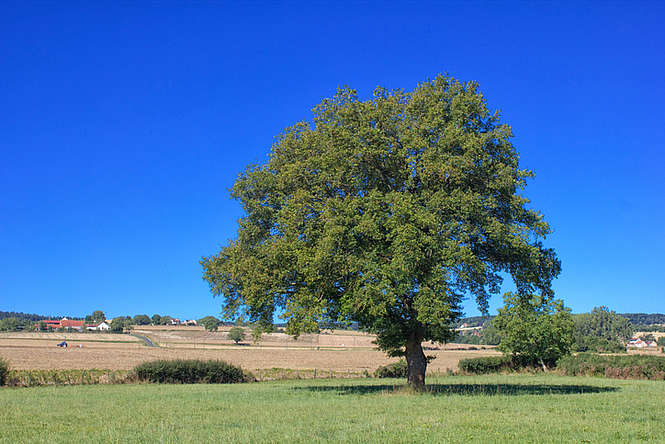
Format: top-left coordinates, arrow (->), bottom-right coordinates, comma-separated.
1,374 -> 663,443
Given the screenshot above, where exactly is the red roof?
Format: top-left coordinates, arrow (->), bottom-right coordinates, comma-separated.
60,320 -> 84,328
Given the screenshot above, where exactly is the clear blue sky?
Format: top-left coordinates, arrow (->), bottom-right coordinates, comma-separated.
1,2 -> 663,321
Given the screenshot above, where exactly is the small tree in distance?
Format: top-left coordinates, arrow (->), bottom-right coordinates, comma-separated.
133,314 -> 151,325
493,292 -> 574,370
228,327 -> 245,344
573,306 -> 633,352
199,316 -> 220,332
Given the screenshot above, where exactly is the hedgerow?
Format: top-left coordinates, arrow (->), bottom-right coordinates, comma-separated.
458,356 -> 513,374
556,353 -> 665,380
133,359 -> 254,384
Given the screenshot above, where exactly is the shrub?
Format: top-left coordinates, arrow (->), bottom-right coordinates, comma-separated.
458,356 -> 513,374
557,353 -> 665,380
133,359 -> 253,384
374,359 -> 408,378
0,357 -> 9,386
228,327 -> 245,344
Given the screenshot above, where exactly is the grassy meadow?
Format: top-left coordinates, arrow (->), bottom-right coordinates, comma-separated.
1,374 -> 663,443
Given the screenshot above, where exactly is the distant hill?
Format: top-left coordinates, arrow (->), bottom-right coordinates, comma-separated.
0,311 -> 81,322
619,313 -> 665,326
457,316 -> 494,328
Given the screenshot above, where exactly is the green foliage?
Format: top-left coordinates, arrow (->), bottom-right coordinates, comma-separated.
619,313 -> 665,326
228,327 -> 245,344
110,317 -> 131,333
494,293 -> 574,369
133,359 -> 252,384
557,353 -> 665,380
458,356 -> 513,374
201,75 -> 560,387
480,321 -> 501,346
0,357 -> 9,386
374,360 -> 408,378
0,317 -> 22,332
6,369 -> 130,387
132,314 -> 151,325
159,316 -> 173,325
573,306 -> 633,353
633,324 -> 665,332
657,337 -> 665,347
91,311 -> 106,323
199,316 -> 220,332
151,314 -> 162,325
454,320 -> 501,346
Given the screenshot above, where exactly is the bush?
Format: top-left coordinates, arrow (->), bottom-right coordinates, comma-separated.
0,357 -> 9,386
133,359 -> 253,384
228,327 -> 245,344
458,356 -> 513,374
374,359 -> 408,378
557,353 -> 665,380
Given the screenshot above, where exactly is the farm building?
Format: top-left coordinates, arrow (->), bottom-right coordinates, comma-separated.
39,318 -> 85,331
86,321 -> 110,331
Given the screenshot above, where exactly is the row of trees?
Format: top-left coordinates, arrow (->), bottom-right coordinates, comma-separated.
456,304 -> 639,360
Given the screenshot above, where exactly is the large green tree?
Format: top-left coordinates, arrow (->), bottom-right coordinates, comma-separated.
202,75 -> 560,390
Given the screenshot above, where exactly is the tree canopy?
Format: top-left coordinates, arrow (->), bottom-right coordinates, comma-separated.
132,314 -> 151,326
199,316 -> 220,332
202,74 -> 560,389
574,306 -> 633,352
493,292 -> 574,369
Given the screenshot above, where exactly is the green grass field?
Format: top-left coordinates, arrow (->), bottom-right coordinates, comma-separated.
1,375 -> 663,443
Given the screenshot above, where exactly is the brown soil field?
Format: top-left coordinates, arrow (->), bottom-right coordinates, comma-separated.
136,328 -> 379,348
0,332 -> 142,342
0,329 -> 500,373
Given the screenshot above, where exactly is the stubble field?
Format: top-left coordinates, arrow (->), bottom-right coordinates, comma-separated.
0,328 -> 499,373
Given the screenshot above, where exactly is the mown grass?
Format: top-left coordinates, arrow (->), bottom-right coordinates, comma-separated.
0,374 -> 663,443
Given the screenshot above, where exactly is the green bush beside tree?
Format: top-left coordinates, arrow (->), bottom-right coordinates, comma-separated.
133,359 -> 252,384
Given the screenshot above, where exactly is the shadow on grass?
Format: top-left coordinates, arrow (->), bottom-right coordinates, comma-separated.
296,383 -> 619,396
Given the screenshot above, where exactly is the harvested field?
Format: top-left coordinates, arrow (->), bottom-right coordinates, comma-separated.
0,332 -> 141,342
0,330 -> 499,372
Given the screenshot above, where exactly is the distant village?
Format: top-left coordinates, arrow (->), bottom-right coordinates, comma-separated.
35,316 -> 199,332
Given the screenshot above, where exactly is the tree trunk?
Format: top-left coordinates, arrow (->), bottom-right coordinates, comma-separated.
405,334 -> 427,391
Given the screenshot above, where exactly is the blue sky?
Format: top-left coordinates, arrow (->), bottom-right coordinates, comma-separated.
1,1 -> 663,321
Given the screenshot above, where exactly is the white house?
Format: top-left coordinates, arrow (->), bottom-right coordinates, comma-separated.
87,321 -> 110,331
